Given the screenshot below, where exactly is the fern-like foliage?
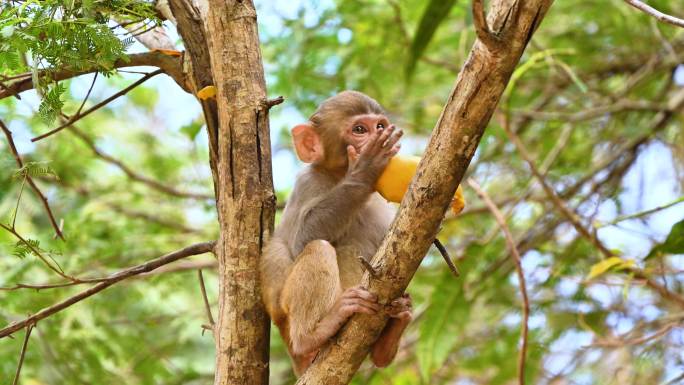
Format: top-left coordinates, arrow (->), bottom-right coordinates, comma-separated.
11,239 -> 41,259
13,161 -> 59,179
0,0 -> 161,122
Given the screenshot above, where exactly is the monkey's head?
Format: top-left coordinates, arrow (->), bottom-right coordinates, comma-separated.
292,90 -> 389,173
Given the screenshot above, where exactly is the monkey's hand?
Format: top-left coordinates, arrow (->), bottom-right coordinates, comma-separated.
291,285 -> 381,357
386,293 -> 412,323
346,125 -> 402,186
322,285 -> 381,332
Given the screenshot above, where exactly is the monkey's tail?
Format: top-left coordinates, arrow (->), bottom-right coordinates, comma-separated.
260,237 -> 294,321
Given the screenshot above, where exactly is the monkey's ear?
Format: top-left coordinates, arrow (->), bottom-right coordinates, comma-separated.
292,123 -> 324,163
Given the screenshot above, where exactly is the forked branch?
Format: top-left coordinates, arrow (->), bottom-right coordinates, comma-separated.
0,241 -> 215,339
623,0 -> 684,28
468,178 -> 529,385
0,120 -> 64,240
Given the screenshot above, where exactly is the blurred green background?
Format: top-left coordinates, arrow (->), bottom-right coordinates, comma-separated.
1,1 -> 683,384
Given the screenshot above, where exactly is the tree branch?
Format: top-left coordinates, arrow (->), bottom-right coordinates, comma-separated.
0,120 -> 65,240
296,1 -> 554,383
198,269 -> 216,335
513,99 -> 666,122
64,122 -> 213,200
31,70 -> 164,142
623,0 -> 684,28
168,0 -> 221,194
473,0 -> 503,50
0,241 -> 215,339
0,51 -> 188,100
11,324 -> 33,385
468,178 -> 529,385
505,121 -> 684,309
597,195 -> 684,228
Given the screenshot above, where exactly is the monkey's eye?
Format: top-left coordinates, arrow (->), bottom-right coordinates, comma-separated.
352,125 -> 367,134
377,123 -> 385,129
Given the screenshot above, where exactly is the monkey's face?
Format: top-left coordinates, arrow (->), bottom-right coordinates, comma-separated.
342,113 -> 391,153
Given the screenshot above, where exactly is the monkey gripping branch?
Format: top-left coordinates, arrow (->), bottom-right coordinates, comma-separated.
295,0 -> 555,384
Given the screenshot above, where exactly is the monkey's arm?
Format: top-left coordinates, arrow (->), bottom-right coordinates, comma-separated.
292,174 -> 374,254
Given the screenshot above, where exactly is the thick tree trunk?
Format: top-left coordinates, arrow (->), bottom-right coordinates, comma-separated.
296,0 -> 554,384
202,1 -> 275,384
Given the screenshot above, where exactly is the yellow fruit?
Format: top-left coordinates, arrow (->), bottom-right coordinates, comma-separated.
375,155 -> 466,215
197,85 -> 217,100
151,48 -> 183,57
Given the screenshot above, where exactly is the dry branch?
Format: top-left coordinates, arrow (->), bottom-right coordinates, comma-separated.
168,0 -> 221,194
0,241 -> 215,339
505,120 -> 684,309
296,1 -> 554,383
472,0 -> 503,50
32,70 -> 163,142
468,178 -> 529,385
0,120 -> 64,240
0,51 -> 188,100
65,122 -> 213,200
198,269 -> 216,335
623,0 -> 684,28
11,324 -> 33,385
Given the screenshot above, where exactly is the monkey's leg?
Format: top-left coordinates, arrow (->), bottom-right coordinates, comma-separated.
280,240 -> 380,358
371,294 -> 412,367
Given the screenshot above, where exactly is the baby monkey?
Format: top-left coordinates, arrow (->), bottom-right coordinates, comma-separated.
261,91 -> 412,375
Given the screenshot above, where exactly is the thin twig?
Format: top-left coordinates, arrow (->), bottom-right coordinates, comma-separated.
505,124 -> 684,309
0,222 -> 87,282
623,0 -> 684,28
357,256 -> 379,278
31,70 -> 163,142
387,0 -> 410,44
597,196 -> 684,228
0,241 -> 215,339
265,96 -> 285,109
11,176 -> 27,229
0,258 -> 218,291
468,178 -> 530,385
64,122 -> 213,200
0,120 -> 65,240
433,238 -> 460,277
12,323 -> 34,385
137,259 -> 217,278
513,99 -> 664,122
74,72 -> 99,117
0,281 -> 87,291
473,0 -> 502,49
663,372 -> 684,385
197,270 -> 215,330
591,322 -> 678,347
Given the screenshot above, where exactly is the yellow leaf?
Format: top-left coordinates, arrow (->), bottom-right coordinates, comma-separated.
587,257 -> 635,280
197,85 -> 217,100
375,155 -> 465,215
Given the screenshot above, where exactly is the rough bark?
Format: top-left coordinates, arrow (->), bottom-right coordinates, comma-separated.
168,0 -> 221,194
203,1 -> 275,384
296,0 -> 554,384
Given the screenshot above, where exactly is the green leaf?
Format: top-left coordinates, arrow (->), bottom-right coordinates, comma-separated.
417,269 -> 469,382
38,82 -> 66,124
180,120 -> 203,141
11,239 -> 40,259
13,161 -> 58,179
406,0 -> 458,78
647,219 -> 684,259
